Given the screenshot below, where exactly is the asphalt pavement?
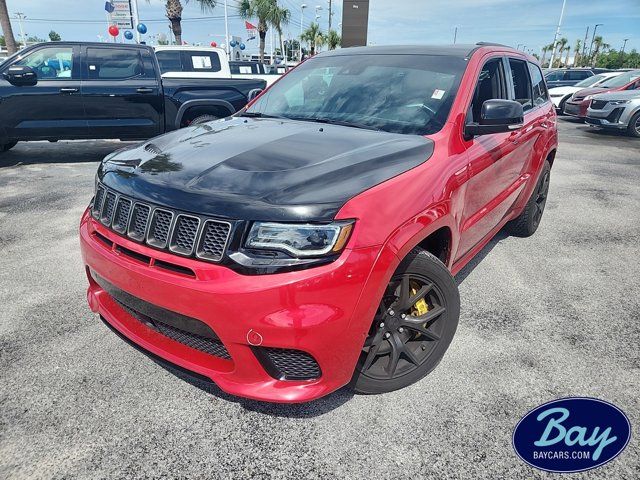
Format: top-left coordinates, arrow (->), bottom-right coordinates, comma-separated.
1,120 -> 639,479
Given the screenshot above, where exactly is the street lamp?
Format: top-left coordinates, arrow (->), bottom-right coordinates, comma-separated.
621,38 -> 629,54
300,4 -> 307,61
587,23 -> 603,64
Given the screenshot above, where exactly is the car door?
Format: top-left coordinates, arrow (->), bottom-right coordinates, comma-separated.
563,69 -> 592,87
456,56 -> 537,259
0,44 -> 87,140
544,70 -> 564,89
81,46 -> 163,140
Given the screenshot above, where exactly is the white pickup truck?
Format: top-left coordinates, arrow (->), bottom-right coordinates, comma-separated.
154,45 -> 284,87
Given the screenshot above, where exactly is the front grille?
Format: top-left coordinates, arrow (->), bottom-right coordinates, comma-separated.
92,270 -> 231,360
590,99 -> 608,110
253,347 -> 321,381
91,183 -> 232,263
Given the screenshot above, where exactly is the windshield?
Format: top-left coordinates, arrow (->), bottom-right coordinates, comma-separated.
574,74 -> 607,87
245,54 -> 467,135
600,70 -> 640,88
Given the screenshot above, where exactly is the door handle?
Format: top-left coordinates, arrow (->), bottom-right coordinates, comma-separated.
59,87 -> 79,94
136,87 -> 154,94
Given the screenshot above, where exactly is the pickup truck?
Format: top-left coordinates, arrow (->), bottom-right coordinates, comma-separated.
0,42 -> 265,152
154,45 -> 283,87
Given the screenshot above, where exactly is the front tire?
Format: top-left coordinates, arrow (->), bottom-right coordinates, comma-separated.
506,160 -> 551,237
353,249 -> 460,394
627,111 -> 640,138
190,114 -> 219,125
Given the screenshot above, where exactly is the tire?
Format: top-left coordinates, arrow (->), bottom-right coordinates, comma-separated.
190,114 -> 219,125
558,97 -> 568,115
627,111 -> 640,138
506,160 -> 551,237
352,249 -> 460,394
1,141 -> 18,152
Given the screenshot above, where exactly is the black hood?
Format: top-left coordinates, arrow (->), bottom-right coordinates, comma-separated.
98,117 -> 434,222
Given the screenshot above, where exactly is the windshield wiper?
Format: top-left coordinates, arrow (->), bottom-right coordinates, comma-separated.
284,116 -> 382,132
238,112 -> 281,119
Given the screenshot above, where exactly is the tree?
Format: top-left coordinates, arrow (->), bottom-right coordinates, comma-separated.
590,36 -> 610,67
48,30 -> 61,42
572,39 -> 582,67
540,44 -> 553,66
147,0 -> 217,46
270,4 -> 290,62
563,45 -> 571,67
552,37 -> 568,67
238,0 -> 284,63
27,35 -> 46,44
0,0 -> 17,54
326,29 -> 341,50
301,22 -> 324,55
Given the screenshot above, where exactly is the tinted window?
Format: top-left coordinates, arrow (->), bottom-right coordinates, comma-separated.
469,58 -> 508,123
544,70 -> 563,81
185,51 -> 221,72
566,70 -> 591,81
86,48 -> 143,79
155,50 -> 182,73
600,70 -> 640,88
574,73 -> 608,87
528,62 -> 548,106
509,58 -> 533,111
14,46 -> 75,79
246,54 -> 467,135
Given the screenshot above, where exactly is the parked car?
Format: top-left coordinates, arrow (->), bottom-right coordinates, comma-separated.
0,42 -> 265,152
155,46 -> 282,87
544,68 -> 609,88
563,69 -> 640,119
548,71 -> 622,114
80,43 -> 557,402
585,90 -> 640,137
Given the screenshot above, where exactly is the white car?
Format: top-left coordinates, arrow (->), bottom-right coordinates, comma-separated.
154,45 -> 282,87
548,71 -> 622,114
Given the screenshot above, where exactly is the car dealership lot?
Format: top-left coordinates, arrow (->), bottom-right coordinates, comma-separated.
0,121 -> 638,478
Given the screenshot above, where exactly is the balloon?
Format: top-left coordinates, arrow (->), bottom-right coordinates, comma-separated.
229,40 -> 237,47
210,41 -> 217,47
136,23 -> 147,34
239,43 -> 245,50
108,25 -> 119,37
124,30 -> 134,40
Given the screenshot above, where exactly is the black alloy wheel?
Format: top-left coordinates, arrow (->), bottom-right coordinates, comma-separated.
533,168 -> 550,230
628,111 -> 640,138
353,249 -> 460,394
506,160 -> 551,237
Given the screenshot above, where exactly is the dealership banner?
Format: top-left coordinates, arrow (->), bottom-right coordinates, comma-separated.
111,0 -> 133,29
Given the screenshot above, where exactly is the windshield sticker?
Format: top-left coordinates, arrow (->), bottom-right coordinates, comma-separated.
432,89 -> 446,100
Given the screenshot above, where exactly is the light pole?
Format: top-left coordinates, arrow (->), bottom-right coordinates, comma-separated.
453,26 -> 458,44
14,12 -> 27,48
131,0 -> 141,42
300,4 -> 307,61
223,0 -> 230,56
548,0 -> 567,68
621,38 -> 629,54
587,23 -> 603,64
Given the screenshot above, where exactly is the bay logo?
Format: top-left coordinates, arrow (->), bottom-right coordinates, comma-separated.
512,397 -> 631,473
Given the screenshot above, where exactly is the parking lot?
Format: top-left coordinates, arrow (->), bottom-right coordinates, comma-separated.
0,119 -> 638,478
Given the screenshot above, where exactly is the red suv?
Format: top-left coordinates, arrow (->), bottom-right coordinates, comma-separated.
80,44 -> 557,403
563,69 -> 640,119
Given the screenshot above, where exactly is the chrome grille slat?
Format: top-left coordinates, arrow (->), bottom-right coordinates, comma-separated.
91,183 -> 231,263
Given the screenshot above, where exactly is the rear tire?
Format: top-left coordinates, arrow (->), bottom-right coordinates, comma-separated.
627,111 -> 640,138
1,141 -> 17,152
190,114 -> 219,125
352,249 -> 460,395
558,97 -> 568,115
506,160 -> 551,237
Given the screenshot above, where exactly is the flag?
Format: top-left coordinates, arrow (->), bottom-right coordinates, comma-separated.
245,21 -> 257,38
104,1 -> 115,13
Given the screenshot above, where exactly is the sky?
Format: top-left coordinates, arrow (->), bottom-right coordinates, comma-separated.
3,0 -> 639,57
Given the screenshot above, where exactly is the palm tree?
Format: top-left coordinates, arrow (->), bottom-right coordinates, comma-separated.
573,39 -> 582,66
238,0 -> 281,63
0,0 -> 17,55
326,29 -> 341,50
541,44 -> 552,66
270,4 -> 290,62
147,0 -> 217,46
552,37 -> 568,67
591,36 -> 610,67
563,45 -> 571,67
301,22 -> 324,55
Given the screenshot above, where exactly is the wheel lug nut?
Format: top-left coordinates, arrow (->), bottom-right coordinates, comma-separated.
421,345 -> 427,350
401,314 -> 406,319
379,322 -> 385,328
398,327 -> 404,333
385,332 -> 391,338
389,310 -> 395,316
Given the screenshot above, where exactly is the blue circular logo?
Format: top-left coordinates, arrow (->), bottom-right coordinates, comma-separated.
513,397 -> 631,473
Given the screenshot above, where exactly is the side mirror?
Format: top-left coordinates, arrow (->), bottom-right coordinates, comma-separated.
464,99 -> 524,139
247,88 -> 263,102
3,65 -> 38,86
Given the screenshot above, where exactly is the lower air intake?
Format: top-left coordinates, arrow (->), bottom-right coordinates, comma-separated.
253,347 -> 321,381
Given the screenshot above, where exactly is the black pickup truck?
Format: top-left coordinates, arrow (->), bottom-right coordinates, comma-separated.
0,42 -> 265,152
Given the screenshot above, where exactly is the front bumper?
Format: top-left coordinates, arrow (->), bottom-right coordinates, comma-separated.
80,209 -> 381,402
585,105 -> 632,129
563,100 -> 588,118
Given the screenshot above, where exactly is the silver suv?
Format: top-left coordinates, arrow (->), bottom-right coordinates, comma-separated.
585,89 -> 640,137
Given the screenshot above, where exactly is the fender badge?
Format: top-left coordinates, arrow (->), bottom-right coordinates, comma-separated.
246,329 -> 263,346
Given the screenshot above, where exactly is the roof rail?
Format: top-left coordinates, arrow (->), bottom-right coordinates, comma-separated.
475,42 -> 511,48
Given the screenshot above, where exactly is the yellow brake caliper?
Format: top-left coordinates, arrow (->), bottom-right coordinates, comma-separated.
410,282 -> 429,316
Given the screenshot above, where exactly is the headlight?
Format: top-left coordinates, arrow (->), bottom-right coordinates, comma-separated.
246,221 -> 354,257
583,95 -> 594,101
609,100 -> 630,105
550,93 -> 565,98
